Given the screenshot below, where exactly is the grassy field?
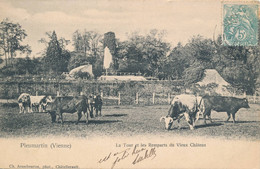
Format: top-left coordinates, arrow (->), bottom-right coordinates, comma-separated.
0,103 -> 259,140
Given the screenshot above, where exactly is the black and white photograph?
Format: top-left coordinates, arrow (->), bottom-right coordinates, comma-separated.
0,0 -> 259,168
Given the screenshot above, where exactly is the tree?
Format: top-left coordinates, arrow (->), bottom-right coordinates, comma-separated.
0,57 -> 43,76
43,31 -> 70,73
72,30 -> 103,77
116,29 -> 170,76
0,18 -> 31,66
39,31 -> 70,54
72,30 -> 103,58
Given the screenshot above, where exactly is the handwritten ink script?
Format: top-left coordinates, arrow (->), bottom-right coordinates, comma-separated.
98,144 -> 157,169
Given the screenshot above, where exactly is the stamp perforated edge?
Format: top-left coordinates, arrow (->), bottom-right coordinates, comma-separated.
221,0 -> 259,46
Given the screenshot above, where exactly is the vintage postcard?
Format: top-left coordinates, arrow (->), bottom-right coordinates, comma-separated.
0,0 -> 259,169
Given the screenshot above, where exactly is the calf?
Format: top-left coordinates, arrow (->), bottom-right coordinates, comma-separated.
46,95 -> 90,124
160,94 -> 200,130
201,95 -> 250,123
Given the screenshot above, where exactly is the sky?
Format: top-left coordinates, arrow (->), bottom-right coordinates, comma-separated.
0,0 -> 237,58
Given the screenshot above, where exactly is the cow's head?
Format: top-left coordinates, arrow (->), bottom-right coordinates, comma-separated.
160,116 -> 174,130
41,96 -> 53,112
19,94 -> 30,103
241,98 -> 250,108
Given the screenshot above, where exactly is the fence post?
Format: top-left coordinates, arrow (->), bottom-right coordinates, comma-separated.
136,92 -> 139,104
253,93 -> 256,104
168,93 -> 171,104
118,92 -> 121,105
36,91 -> 38,96
101,91 -> 103,98
58,83 -> 61,95
17,83 -> 20,94
152,92 -> 155,104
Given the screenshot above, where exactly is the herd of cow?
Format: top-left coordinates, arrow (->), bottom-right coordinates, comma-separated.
17,93 -> 103,124
17,93 -> 250,130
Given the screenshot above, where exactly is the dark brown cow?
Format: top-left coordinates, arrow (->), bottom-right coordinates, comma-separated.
46,95 -> 91,124
201,95 -> 250,123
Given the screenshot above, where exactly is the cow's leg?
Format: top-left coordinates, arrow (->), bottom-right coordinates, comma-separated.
28,104 -> 32,113
83,111 -> 88,124
184,113 -> 194,130
76,110 -> 82,124
39,104 -> 42,112
208,113 -> 213,123
177,114 -> 184,129
57,109 -> 63,124
90,105 -> 94,118
99,106 -> 102,116
18,103 -> 23,113
194,111 -> 200,126
95,107 -> 98,117
231,113 -> 236,123
50,112 -> 56,123
226,112 -> 231,122
203,113 -> 207,124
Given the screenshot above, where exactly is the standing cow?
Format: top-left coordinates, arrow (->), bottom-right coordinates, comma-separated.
30,95 -> 53,112
18,93 -> 32,113
201,95 -> 250,124
46,95 -> 91,124
160,94 -> 200,130
88,94 -> 103,117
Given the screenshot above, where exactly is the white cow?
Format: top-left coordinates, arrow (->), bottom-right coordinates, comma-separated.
30,95 -> 53,112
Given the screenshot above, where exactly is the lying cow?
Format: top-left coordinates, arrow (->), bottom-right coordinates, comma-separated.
201,95 -> 250,124
89,94 -> 103,117
30,95 -> 53,112
46,95 -> 91,124
160,94 -> 200,130
18,93 -> 32,113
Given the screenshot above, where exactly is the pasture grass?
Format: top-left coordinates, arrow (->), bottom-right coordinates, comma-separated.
0,103 -> 259,140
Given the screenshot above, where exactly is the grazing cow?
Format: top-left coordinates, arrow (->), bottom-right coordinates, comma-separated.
46,95 -> 90,124
160,94 -> 200,130
201,95 -> 250,123
18,93 -> 32,113
89,94 -> 103,117
30,95 -> 53,112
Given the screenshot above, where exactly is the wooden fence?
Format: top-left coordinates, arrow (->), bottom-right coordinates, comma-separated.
101,92 -> 260,105
0,80 -> 259,105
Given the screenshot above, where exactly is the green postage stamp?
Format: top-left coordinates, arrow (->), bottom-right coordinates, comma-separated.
223,3 -> 259,46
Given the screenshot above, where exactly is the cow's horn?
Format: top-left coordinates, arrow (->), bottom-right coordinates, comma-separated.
160,116 -> 166,122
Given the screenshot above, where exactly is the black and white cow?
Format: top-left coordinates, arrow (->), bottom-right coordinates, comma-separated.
18,93 -> 32,113
30,95 -> 53,112
160,94 -> 200,130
